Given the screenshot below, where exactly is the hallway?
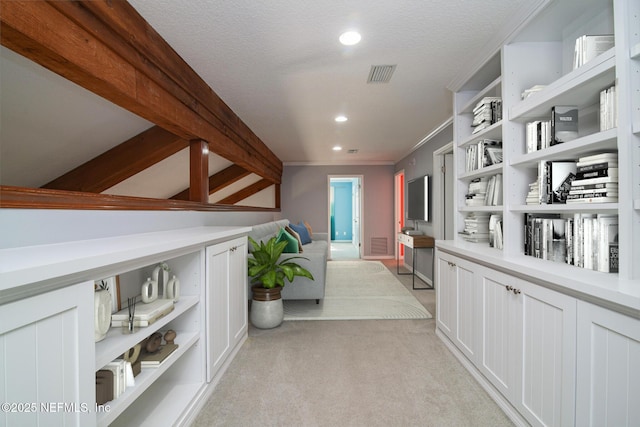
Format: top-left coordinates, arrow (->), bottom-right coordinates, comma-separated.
330,241 -> 360,260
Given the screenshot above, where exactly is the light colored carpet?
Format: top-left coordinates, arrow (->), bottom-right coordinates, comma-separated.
283,260 -> 432,320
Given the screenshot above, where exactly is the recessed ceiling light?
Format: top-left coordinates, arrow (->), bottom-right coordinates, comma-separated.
333,145 -> 343,151
339,31 -> 361,46
335,115 -> 348,122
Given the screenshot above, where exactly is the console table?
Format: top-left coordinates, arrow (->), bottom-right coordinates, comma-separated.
397,233 -> 435,289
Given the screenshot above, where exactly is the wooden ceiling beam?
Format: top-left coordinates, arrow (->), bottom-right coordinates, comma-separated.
0,0 -> 282,185
216,179 -> 273,205
0,185 -> 276,212
42,125 -> 186,193
171,164 -> 251,201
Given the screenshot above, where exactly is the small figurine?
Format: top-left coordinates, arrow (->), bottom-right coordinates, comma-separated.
145,332 -> 162,354
164,329 -> 177,345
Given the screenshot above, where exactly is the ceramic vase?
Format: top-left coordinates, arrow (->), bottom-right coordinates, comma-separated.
94,289 -> 112,342
250,285 -> 283,329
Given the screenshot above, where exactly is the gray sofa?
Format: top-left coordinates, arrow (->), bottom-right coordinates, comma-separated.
248,219 -> 327,302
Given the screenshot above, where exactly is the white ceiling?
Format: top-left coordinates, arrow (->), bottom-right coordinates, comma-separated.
1,0 -> 532,193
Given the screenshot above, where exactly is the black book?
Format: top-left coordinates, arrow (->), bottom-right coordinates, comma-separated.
575,167 -> 618,180
576,161 -> 617,172
551,106 -> 579,145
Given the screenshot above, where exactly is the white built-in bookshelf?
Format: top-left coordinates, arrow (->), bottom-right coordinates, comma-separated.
438,2 -> 640,425
451,0 -> 639,281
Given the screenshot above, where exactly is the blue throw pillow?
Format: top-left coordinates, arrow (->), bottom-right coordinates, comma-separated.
289,222 -> 312,245
276,228 -> 299,253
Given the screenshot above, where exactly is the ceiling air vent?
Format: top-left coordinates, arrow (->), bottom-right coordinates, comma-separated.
367,64 -> 396,83
347,149 -> 359,154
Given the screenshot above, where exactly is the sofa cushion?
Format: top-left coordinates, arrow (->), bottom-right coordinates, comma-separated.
276,227 -> 299,253
289,222 -> 312,244
285,225 -> 304,253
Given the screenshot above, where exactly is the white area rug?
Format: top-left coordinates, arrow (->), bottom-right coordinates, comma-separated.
283,260 -> 432,320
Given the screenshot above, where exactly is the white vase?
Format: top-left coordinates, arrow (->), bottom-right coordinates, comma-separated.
94,289 -> 112,342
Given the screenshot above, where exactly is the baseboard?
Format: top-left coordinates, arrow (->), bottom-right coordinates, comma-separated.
402,261 -> 433,287
362,255 -> 395,260
435,328 -> 528,427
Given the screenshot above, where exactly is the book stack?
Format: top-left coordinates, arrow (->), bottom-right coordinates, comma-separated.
459,213 -> 491,243
536,161 -> 577,204
472,97 -> 502,134
524,213 -> 619,272
573,34 -> 615,69
600,84 -> 617,131
465,177 -> 488,206
521,85 -> 546,100
567,153 -> 618,203
464,139 -> 502,172
525,180 -> 540,205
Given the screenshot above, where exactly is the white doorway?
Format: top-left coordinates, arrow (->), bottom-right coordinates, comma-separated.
328,175 -> 363,260
433,142 -> 454,240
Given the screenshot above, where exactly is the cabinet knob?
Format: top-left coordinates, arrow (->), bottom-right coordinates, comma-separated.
506,285 -> 513,291
513,288 -> 521,295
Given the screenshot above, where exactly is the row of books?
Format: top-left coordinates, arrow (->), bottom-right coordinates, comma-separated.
525,106 -> 578,153
524,213 -> 618,273
472,97 -> 502,134
526,152 -> 618,205
600,84 -> 617,131
464,139 -> 502,172
573,34 -> 614,69
465,174 -> 502,207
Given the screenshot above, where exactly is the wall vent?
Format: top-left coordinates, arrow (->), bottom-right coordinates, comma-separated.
367,65 -> 396,83
370,237 -> 388,255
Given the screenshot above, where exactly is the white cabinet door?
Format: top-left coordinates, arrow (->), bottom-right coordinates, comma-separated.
576,301 -> 640,427
228,237 -> 248,346
436,251 -> 480,363
478,267 -> 520,401
0,282 -> 94,427
205,237 -> 248,382
454,257 -> 479,362
206,242 -> 231,382
435,251 -> 456,340
516,278 -> 576,427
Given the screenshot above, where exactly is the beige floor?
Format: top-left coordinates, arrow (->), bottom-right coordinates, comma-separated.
192,259 -> 514,427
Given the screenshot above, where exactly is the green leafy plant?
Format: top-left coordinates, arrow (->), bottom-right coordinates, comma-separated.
248,236 -> 314,289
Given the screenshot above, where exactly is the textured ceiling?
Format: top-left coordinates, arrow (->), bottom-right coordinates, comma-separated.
127,0 -> 530,164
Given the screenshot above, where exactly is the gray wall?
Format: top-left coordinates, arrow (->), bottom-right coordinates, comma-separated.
395,122 -> 453,282
280,164 -> 395,258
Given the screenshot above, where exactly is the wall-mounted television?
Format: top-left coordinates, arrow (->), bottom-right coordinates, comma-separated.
407,175 -> 429,221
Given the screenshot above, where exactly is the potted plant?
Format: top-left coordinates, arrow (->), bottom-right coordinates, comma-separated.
248,236 -> 314,328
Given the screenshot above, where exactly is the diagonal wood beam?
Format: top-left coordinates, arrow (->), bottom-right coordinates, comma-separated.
42,125 -> 186,192
0,0 -> 282,185
171,164 -> 251,201
216,179 -> 273,205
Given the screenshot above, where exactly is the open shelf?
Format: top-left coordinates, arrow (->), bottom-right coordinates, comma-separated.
97,331 -> 199,426
510,128 -> 617,166
95,295 -> 199,370
510,49 -> 615,121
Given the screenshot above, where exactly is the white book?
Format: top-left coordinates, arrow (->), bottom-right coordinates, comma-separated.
597,215 -> 618,273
